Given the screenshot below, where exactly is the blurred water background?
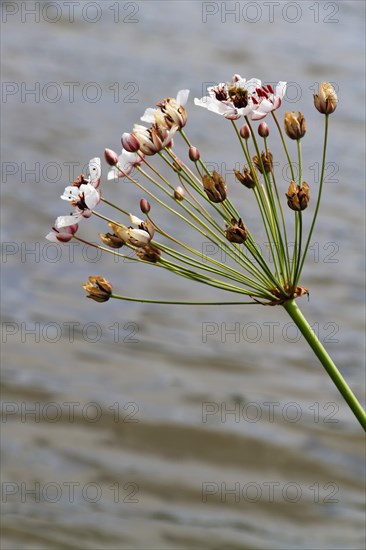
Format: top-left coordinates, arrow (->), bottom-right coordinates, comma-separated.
1,1 -> 365,548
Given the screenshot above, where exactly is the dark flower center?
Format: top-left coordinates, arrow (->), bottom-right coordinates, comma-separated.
228,86 -> 248,109
213,86 -> 228,102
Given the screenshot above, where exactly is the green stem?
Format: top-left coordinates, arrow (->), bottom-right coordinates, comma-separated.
297,114 -> 329,279
111,295 -> 255,305
283,300 -> 366,431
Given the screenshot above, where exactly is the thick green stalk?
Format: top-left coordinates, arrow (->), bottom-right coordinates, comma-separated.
283,300 -> 366,431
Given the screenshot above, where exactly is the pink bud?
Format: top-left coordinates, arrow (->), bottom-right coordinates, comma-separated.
68,224 -> 79,235
104,148 -> 119,166
240,124 -> 251,140
188,146 -> 200,162
258,122 -> 269,138
140,198 -> 151,214
121,132 -> 140,153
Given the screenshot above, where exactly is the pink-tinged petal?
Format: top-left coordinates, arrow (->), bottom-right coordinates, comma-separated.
176,89 -> 190,106
224,110 -> 241,120
273,97 -> 282,109
140,107 -> 156,123
251,110 -> 268,121
88,157 -> 101,187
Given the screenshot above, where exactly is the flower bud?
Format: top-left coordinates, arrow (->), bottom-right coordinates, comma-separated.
140,198 -> 151,214
314,82 -> 338,115
188,146 -> 200,162
284,112 -> 306,140
121,132 -> 140,152
83,276 -> 112,303
225,218 -> 247,244
172,160 -> 182,172
253,151 -> 273,174
202,171 -> 227,203
136,244 -> 162,263
234,166 -> 256,189
240,124 -> 251,140
104,148 -> 119,166
174,186 -> 185,201
286,181 -> 310,211
258,122 -> 269,138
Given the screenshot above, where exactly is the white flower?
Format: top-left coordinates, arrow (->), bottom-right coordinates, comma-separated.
195,77 -> 261,119
107,149 -> 144,181
56,182 -> 100,228
195,76 -> 286,121
251,82 -> 287,120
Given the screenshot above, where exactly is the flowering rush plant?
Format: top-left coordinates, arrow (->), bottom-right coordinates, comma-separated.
47,76 -> 365,430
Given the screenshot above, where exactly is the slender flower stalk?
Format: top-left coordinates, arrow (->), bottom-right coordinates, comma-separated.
46,79 -> 364,430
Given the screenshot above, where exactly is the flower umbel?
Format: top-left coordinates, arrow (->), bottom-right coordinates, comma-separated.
46,77 -> 366,430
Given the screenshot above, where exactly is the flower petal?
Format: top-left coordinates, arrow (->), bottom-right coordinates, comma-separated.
55,213 -> 83,228
176,89 -> 190,106
140,108 -> 156,123
60,186 -> 78,201
88,157 -> 101,187
276,81 -> 287,100
45,231 -> 59,242
81,184 -> 100,209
